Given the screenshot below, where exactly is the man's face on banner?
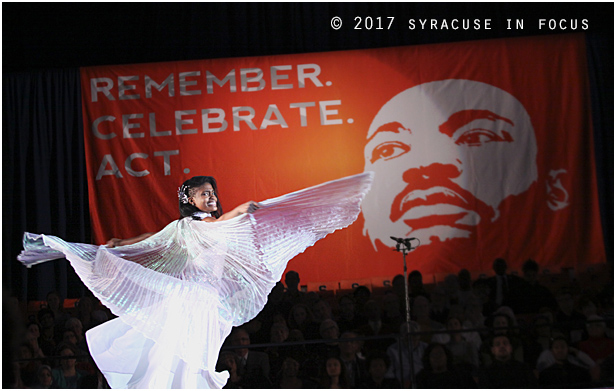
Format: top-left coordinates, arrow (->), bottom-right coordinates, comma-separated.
362,79 -> 537,249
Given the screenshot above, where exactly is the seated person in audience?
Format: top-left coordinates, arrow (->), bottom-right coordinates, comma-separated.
314,319 -> 341,359
338,330 -> 369,388
312,298 -> 334,324
227,327 -> 272,388
577,315 -> 613,364
477,334 -> 537,388
52,343 -> 86,389
360,352 -> 401,388
456,269 -> 475,308
463,296 -> 488,347
554,287 -> 587,344
471,278 -> 498,317
320,355 -> 350,389
416,343 -> 477,388
352,285 -> 372,316
486,258 -> 527,313
381,291 -> 403,332
354,299 -> 397,353
535,332 -> 596,373
37,308 -> 57,356
336,294 -> 366,334
429,285 -> 450,325
408,270 -> 429,299
518,259 -> 558,313
17,343 -> 40,387
412,296 -> 447,344
442,273 -> 461,306
265,322 -> 292,382
46,291 -> 70,331
216,350 -> 245,389
479,312 -> 524,366
33,364 -> 54,389
385,321 -> 427,388
446,315 -> 479,373
391,274 -> 407,307
288,303 -> 320,340
274,356 -> 318,389
538,335 -> 592,387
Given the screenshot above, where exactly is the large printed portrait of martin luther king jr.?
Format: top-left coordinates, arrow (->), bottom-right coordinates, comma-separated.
361,79 -> 570,251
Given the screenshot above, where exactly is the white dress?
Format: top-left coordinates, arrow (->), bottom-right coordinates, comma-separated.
18,172 -> 373,389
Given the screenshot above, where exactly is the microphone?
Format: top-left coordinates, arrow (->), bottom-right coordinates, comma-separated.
390,236 -> 419,252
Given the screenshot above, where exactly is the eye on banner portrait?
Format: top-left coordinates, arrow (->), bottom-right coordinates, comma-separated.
80,33 -> 605,287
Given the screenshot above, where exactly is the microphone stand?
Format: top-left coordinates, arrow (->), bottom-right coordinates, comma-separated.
391,236 -> 420,389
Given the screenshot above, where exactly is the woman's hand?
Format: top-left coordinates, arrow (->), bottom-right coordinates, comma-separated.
237,201 -> 261,214
106,238 -> 123,248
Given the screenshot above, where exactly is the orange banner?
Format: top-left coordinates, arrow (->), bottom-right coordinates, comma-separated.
81,34 -> 605,287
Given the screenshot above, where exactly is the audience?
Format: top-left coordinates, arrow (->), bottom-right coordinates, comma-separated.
10,262 -> 613,389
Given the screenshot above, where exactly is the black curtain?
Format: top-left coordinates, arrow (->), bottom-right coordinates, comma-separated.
3,3 -> 613,301
3,69 -> 90,301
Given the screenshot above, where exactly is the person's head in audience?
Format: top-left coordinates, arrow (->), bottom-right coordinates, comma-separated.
338,295 -> 356,320
492,258 -> 507,276
423,343 -> 453,373
408,270 -> 424,294
26,322 -> 41,339
556,288 -> 576,316
392,274 -> 406,298
353,285 -> 372,309
579,296 -> 598,318
312,299 -> 333,323
522,259 -> 540,285
36,365 -> 53,388
585,315 -> 607,338
216,350 -> 241,376
229,328 -> 251,358
446,315 -> 464,341
339,331 -> 361,360
490,334 -> 513,362
458,268 -> 472,291
319,319 -> 340,343
37,308 -> 54,331
322,356 -> 349,388
288,303 -> 312,328
57,344 -> 78,372
46,291 -> 63,313
284,271 -> 301,292
280,356 -> 301,379
65,318 -> 84,340
550,334 -> 570,364
62,329 -> 78,347
366,352 -> 390,382
489,313 -> 513,335
270,322 -> 289,344
533,314 -> 552,338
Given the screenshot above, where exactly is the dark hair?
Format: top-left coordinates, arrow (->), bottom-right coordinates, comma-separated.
522,259 -> 539,273
366,351 -> 391,368
178,176 -> 222,219
422,343 -> 454,372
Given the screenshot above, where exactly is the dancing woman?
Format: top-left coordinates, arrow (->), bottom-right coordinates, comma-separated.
18,172 -> 373,388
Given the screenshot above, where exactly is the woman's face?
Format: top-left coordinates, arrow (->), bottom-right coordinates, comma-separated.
326,358 -> 341,377
368,358 -> 387,378
38,368 -> 53,387
189,183 -> 218,213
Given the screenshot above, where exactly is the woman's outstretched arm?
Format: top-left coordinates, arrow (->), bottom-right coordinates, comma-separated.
203,201 -> 260,222
106,233 -> 154,247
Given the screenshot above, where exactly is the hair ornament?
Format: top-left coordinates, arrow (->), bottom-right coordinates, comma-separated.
178,185 -> 189,204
